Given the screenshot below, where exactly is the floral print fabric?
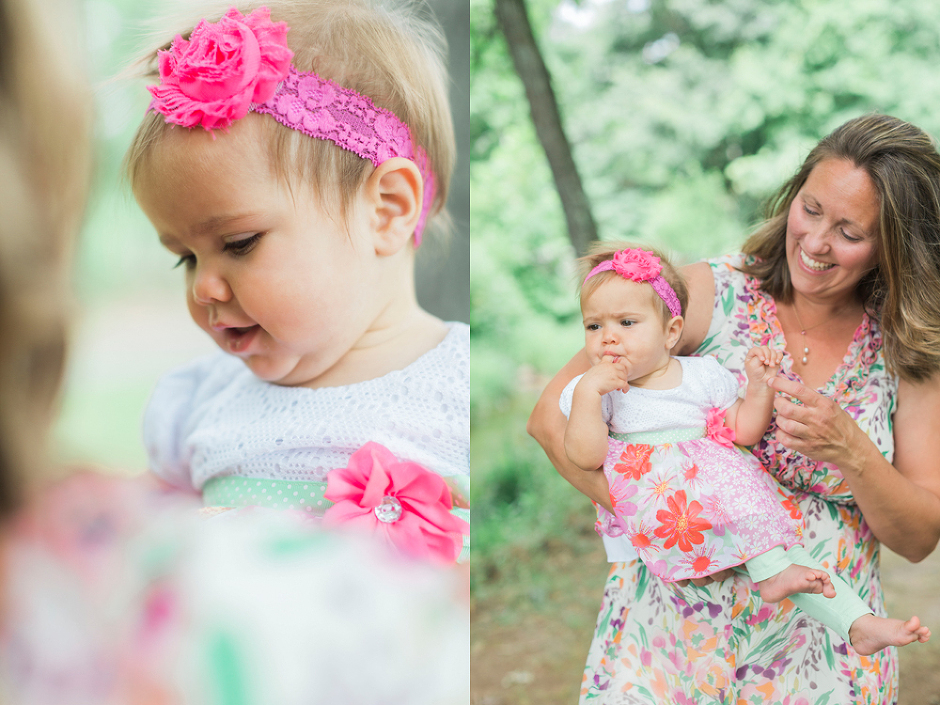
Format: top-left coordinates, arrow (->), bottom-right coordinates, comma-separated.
604,434 -> 803,583
580,254 -> 899,704
0,473 -> 469,705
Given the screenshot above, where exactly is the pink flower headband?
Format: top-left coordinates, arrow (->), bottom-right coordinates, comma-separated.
583,248 -> 682,318
147,6 -> 435,245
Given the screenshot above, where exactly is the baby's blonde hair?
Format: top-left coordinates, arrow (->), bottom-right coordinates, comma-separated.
124,0 -> 455,240
577,241 -> 689,326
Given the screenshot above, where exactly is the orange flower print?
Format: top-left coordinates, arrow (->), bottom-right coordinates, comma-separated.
781,497 -> 802,521
654,490 -> 713,552
613,444 -> 654,480
626,519 -> 660,559
682,546 -> 719,576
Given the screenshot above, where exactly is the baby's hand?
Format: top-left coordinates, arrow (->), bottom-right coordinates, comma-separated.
579,355 -> 630,397
744,346 -> 783,386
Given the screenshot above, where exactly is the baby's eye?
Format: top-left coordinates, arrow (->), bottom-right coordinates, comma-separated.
224,233 -> 263,256
586,323 -> 600,331
620,319 -> 634,327
173,254 -> 196,270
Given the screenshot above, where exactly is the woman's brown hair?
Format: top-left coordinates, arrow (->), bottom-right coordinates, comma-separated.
742,114 -> 940,382
0,0 -> 91,518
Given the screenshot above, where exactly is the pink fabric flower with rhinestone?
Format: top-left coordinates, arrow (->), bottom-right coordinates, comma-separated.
149,7 -> 293,131
323,442 -> 469,564
611,248 -> 663,282
705,407 -> 736,448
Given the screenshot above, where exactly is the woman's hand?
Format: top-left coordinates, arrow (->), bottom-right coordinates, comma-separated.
770,376 -> 865,466
676,568 -> 736,588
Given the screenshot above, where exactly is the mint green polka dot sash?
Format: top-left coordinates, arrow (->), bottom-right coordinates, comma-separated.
203,476 -> 334,513
201,475 -> 470,561
608,426 -> 705,444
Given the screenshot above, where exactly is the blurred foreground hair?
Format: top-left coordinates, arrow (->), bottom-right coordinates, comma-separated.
0,0 -> 92,518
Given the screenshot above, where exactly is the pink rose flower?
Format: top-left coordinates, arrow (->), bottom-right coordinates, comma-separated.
611,248 -> 663,282
705,407 -> 736,448
323,442 -> 469,564
149,7 -> 293,131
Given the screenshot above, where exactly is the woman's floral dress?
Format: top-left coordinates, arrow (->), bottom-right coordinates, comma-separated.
0,473 -> 468,705
580,254 -> 899,704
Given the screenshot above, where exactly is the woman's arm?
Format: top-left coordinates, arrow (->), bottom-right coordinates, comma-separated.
674,261 -> 715,355
772,373 -> 940,561
527,350 -> 613,511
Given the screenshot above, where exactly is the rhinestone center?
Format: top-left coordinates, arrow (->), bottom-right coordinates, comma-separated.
373,495 -> 403,523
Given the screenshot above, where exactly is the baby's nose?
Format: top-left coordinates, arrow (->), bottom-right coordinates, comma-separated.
191,264 -> 232,305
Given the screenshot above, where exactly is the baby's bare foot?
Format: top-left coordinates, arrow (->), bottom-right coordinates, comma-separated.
756,563 -> 836,603
849,614 -> 931,656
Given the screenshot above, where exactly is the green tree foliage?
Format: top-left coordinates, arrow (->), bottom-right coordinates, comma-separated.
471,0 -> 940,564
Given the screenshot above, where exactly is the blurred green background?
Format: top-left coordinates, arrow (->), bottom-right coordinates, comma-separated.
53,0 -> 471,474
52,0 -> 211,473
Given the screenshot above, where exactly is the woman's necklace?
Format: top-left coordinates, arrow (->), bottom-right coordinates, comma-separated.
791,302 -> 849,365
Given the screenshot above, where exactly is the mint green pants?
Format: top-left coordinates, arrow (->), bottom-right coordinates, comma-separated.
742,544 -> 874,643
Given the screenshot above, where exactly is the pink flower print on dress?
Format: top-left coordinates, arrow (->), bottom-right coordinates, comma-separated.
612,444 -> 654,480
323,442 -> 469,564
705,407 -> 736,448
149,7 -> 293,131
608,474 -> 638,524
702,495 -> 730,537
653,490 -> 712,552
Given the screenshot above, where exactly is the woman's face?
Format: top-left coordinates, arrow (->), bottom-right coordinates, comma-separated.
786,158 -> 881,303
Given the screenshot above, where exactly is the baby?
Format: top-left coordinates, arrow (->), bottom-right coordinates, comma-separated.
128,0 -> 468,562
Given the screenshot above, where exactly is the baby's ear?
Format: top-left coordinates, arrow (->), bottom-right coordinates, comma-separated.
363,157 -> 423,256
665,315 -> 684,350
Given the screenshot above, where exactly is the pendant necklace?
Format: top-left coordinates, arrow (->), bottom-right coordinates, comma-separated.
791,302 -> 848,365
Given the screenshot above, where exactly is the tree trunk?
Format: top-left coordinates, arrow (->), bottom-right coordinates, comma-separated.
494,0 -> 598,257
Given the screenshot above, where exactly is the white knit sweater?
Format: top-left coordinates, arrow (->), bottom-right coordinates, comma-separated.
144,323 -> 469,491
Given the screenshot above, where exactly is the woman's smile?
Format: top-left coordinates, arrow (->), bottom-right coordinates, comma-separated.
798,247 -> 835,272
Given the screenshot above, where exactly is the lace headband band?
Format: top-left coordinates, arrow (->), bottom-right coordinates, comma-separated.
147,6 -> 434,245
583,248 -> 682,318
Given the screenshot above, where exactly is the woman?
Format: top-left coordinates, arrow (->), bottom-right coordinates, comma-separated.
0,1 -> 467,703
528,114 -> 940,702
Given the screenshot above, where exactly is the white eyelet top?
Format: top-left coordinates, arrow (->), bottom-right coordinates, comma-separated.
559,356 -> 741,433
144,322 -> 469,491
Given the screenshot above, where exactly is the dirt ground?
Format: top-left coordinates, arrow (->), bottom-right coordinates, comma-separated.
471,531 -> 940,704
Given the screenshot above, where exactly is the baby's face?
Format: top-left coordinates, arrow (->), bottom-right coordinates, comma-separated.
134,115 -> 384,386
581,276 -> 673,384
